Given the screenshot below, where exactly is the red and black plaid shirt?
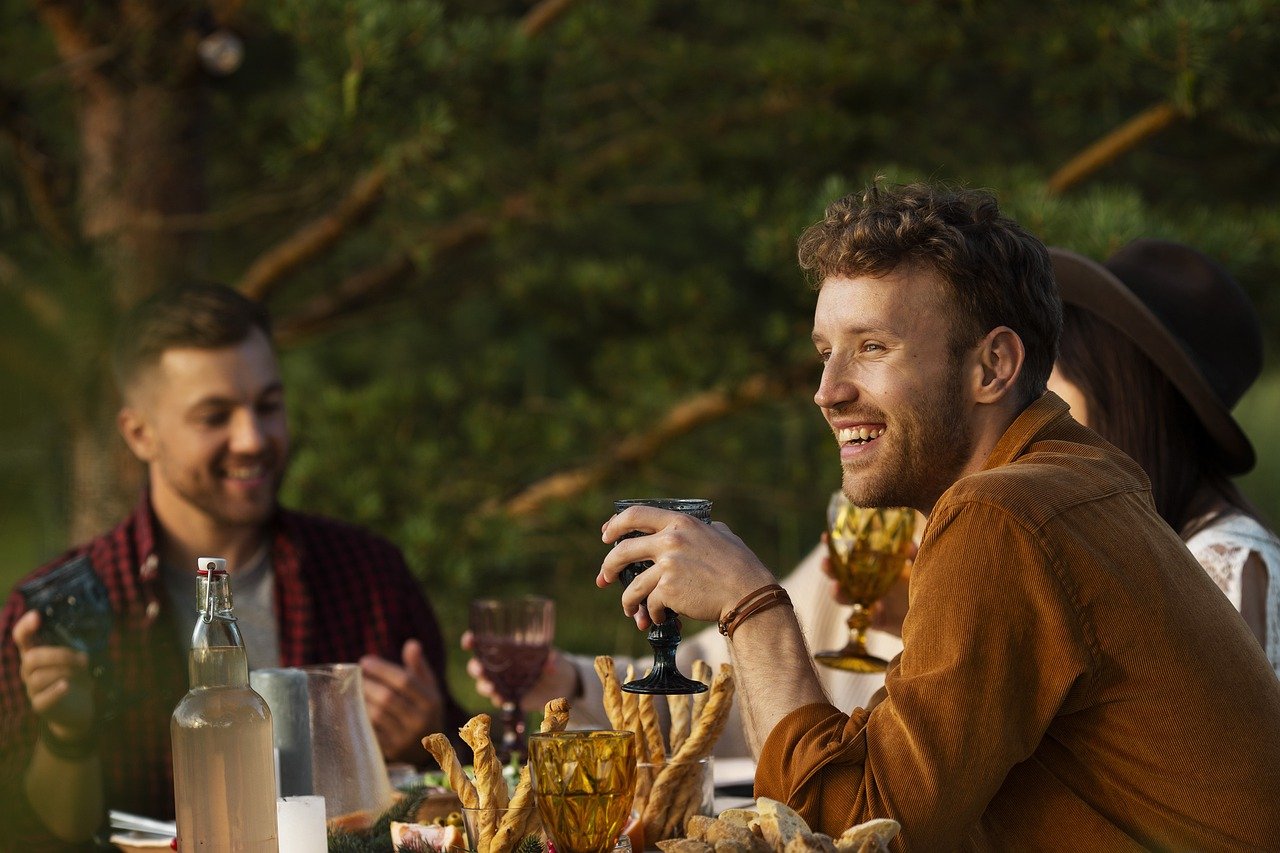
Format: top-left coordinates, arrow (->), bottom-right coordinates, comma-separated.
0,492 -> 467,849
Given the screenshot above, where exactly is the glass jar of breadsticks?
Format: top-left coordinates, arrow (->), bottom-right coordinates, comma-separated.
420,698 -> 573,853
593,656 -> 735,849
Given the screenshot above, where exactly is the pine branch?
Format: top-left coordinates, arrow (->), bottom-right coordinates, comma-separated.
237,166 -> 389,302
1047,101 -> 1185,194
494,364 -> 812,520
271,194 -> 534,343
0,84 -> 76,248
273,253 -> 416,344
520,0 -> 579,37
130,184 -> 330,233
31,0 -> 111,86
237,4 -> 565,306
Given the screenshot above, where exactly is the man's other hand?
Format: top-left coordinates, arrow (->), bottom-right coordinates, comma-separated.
360,639 -> 443,762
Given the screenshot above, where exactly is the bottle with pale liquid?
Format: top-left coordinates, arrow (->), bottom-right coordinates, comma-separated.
171,557 -> 278,851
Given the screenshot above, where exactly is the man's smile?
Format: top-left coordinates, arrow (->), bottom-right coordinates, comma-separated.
836,425 -> 886,444
835,423 -> 886,460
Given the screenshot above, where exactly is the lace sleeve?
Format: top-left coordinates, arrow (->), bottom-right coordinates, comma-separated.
1184,514 -> 1280,676
1186,537 -> 1249,610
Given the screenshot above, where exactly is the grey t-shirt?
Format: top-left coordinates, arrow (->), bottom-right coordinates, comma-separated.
162,547 -> 283,671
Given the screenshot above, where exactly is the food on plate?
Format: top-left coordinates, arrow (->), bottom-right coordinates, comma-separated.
391,818 -> 466,853
656,797 -> 900,853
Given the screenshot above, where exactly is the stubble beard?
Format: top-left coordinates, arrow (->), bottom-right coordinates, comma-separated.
840,361 -> 974,510
164,452 -> 287,531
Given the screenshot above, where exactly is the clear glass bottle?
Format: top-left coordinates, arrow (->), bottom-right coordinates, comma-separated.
171,557 -> 279,851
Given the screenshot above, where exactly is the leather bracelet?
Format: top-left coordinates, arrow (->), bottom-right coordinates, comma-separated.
37,717 -> 98,762
719,583 -> 791,638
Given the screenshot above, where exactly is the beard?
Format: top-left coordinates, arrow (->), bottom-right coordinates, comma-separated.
156,448 -> 288,531
839,360 -> 975,511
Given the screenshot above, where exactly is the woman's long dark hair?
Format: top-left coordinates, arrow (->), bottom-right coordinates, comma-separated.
1056,304 -> 1256,537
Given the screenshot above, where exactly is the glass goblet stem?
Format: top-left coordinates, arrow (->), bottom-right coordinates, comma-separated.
845,603 -> 872,657
646,613 -> 684,683
498,700 -> 525,764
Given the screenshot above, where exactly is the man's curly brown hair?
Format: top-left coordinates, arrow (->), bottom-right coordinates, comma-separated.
797,181 -> 1061,406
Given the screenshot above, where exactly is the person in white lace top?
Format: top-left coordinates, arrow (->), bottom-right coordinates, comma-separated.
1048,240 -> 1279,675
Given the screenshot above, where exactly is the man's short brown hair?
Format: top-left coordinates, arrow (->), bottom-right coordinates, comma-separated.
112,282 -> 273,393
797,182 -> 1061,406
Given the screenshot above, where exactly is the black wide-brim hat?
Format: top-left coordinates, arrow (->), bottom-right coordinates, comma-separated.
1050,240 -> 1263,476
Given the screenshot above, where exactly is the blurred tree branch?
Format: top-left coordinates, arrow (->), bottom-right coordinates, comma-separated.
520,0 -> 579,38
493,362 -> 814,520
1047,101 -> 1185,194
0,252 -> 66,333
274,193 -> 535,342
130,185 -> 331,233
238,3 -> 577,306
237,166 -> 389,301
0,84 -> 75,248
31,0 -> 103,72
274,253 -> 415,344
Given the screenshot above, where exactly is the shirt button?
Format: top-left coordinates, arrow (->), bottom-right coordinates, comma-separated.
140,554 -> 159,580
145,600 -> 161,621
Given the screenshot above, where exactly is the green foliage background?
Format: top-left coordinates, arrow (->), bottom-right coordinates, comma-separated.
2,0 -> 1278,710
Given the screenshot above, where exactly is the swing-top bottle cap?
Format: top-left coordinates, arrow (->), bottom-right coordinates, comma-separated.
196,557 -> 228,576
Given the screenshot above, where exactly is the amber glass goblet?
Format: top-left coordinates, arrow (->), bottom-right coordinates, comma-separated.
813,492 -> 916,673
612,498 -> 712,695
528,730 -> 637,853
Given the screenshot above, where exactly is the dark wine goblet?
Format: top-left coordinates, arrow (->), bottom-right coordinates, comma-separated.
469,595 -> 556,763
612,498 -> 712,695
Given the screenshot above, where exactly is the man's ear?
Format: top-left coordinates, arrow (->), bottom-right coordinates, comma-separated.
118,405 -> 157,463
971,326 -> 1025,405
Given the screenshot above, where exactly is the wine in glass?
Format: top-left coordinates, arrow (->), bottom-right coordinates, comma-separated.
470,595 -> 556,763
612,498 -> 711,695
813,492 -> 916,672
528,730 -> 637,853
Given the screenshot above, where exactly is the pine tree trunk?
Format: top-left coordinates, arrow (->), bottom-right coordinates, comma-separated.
57,12 -> 209,539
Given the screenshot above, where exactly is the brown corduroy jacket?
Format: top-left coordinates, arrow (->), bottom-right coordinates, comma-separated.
755,393 -> 1280,851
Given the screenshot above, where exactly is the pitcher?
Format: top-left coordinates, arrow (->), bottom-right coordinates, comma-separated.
252,663 -> 396,823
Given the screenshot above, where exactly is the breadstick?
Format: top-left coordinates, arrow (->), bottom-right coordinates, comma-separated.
421,733 -> 479,810
644,759 -> 700,842
459,715 -> 508,853
643,666 -> 735,843
594,656 -> 627,730
639,693 -> 667,764
460,715 -> 510,810
490,764 -> 536,853
666,693 -> 692,754
673,665 -> 734,764
659,765 -> 709,840
622,664 -> 640,734
541,696 -> 571,733
691,659 -> 713,721
633,746 -> 656,831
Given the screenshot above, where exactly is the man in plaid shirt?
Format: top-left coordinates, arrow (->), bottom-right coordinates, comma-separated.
0,284 -> 468,847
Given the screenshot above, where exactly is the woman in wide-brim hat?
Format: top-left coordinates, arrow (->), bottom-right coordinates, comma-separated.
1047,239 -> 1279,675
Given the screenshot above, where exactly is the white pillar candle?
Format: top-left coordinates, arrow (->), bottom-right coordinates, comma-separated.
277,795 -> 327,852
